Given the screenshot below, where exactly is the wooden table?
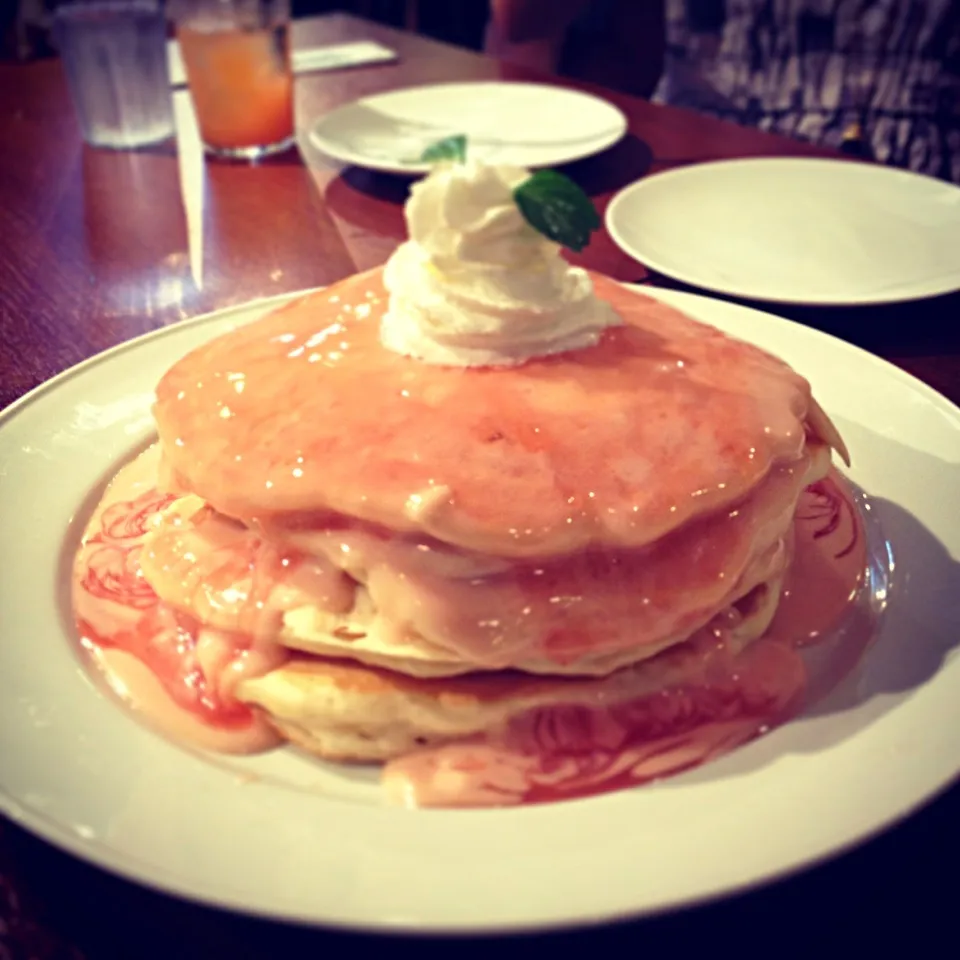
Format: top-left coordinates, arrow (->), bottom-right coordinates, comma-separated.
0,12 -> 957,959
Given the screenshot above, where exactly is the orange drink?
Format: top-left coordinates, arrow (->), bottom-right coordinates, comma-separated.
173,0 -> 295,159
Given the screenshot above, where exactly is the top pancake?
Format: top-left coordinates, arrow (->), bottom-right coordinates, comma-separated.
153,269 -> 818,558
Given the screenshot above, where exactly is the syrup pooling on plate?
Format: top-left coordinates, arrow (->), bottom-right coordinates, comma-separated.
73,435 -> 870,804
383,639 -> 806,808
382,471 -> 870,806
73,445 -> 285,753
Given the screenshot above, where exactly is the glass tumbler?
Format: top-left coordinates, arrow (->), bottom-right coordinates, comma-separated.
54,0 -> 174,150
171,0 -> 296,160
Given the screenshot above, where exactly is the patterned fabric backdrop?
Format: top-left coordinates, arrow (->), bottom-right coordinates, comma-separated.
653,0 -> 960,180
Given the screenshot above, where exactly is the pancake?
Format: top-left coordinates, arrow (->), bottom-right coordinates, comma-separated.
142,265 -> 843,681
238,581 -> 803,762
73,157 -> 863,808
140,446 -> 818,676
153,269 -> 841,559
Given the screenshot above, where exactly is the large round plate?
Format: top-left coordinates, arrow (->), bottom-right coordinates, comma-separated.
308,81 -> 627,173
1,287 -> 959,932
606,159 -> 960,305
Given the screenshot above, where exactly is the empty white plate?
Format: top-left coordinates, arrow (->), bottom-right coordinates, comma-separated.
606,158 -> 960,305
309,81 -> 627,174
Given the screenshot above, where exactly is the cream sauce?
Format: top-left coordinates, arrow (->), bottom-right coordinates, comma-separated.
383,469 -> 870,806
72,445 -> 285,754
73,447 -> 869,804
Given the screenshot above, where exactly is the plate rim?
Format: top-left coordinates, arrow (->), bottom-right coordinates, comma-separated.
605,156 -> 960,307
2,284 -> 960,933
308,79 -> 628,174
4,773 -> 959,937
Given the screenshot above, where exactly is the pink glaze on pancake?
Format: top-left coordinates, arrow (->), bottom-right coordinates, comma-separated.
153,271 -> 818,558
73,445 -> 869,803
142,456 -> 801,669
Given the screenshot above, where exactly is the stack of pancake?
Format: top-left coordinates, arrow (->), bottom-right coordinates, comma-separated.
140,268 -> 846,792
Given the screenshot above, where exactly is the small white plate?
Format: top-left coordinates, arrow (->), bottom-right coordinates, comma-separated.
308,81 -> 628,173
1,287 -> 959,933
606,158 -> 960,305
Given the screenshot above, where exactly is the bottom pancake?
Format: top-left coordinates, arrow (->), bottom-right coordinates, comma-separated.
235,575 -> 794,765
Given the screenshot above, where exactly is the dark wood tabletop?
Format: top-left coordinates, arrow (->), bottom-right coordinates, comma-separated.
0,12 -> 958,960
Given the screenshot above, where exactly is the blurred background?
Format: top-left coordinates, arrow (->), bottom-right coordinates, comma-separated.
0,0 -> 661,98
3,1 -> 489,62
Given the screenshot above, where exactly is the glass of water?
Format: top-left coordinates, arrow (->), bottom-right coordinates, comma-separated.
54,0 -> 174,150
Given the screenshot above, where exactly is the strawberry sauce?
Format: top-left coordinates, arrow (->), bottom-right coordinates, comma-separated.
73,446 -> 285,753
72,445 -> 875,805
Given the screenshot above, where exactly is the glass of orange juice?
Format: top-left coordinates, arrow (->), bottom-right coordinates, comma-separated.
171,0 -> 295,159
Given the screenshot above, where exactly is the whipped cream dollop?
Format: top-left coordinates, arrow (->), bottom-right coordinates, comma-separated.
381,160 -> 621,366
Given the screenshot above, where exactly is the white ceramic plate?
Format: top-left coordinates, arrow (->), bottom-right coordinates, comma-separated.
2,287 -> 959,933
308,81 -> 627,173
606,158 -> 960,305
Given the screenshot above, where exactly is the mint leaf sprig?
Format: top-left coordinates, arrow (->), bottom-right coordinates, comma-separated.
419,134 -> 467,164
513,170 -> 601,253
418,134 -> 601,253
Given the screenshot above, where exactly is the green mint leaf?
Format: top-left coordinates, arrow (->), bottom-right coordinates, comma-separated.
420,134 -> 467,164
513,170 -> 601,253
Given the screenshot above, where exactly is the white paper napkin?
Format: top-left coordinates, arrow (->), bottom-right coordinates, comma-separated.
167,39 -> 398,87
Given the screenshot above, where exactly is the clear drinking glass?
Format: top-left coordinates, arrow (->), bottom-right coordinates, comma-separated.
171,0 -> 295,160
54,0 -> 175,150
